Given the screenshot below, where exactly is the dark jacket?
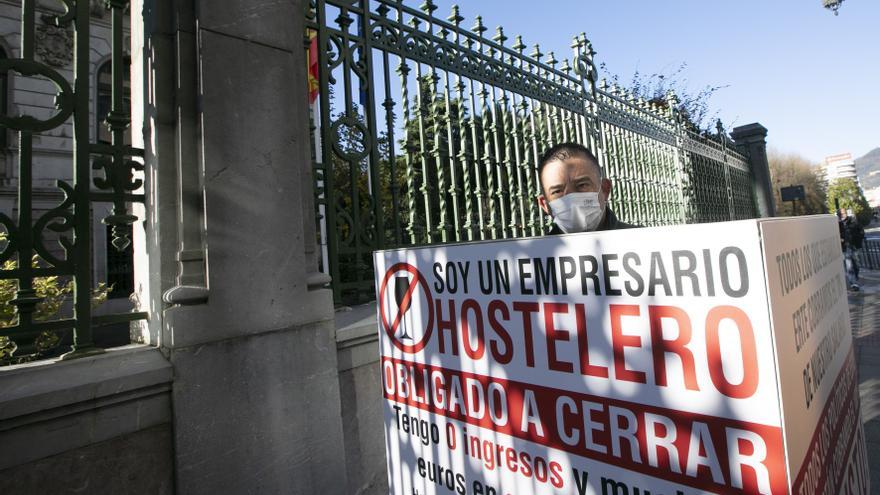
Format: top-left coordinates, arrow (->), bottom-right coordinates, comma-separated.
841,217 -> 865,250
545,207 -> 637,235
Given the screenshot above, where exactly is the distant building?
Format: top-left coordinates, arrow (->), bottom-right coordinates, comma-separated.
864,187 -> 880,209
824,153 -> 860,185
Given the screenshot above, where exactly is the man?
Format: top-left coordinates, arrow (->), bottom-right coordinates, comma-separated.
839,208 -> 863,291
537,142 -> 636,234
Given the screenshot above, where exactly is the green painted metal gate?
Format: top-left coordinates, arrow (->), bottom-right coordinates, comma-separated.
0,0 -> 145,362
306,0 -> 758,305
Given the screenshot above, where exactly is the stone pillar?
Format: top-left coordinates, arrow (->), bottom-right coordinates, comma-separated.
731,123 -> 776,218
130,0 -> 181,346
132,0 -> 347,493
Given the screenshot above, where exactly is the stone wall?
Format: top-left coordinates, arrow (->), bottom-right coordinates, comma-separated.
0,346 -> 173,494
336,304 -> 388,495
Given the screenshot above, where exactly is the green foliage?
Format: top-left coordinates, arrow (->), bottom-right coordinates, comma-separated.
0,233 -> 112,365
768,150 -> 827,215
826,178 -> 873,225
601,62 -> 728,133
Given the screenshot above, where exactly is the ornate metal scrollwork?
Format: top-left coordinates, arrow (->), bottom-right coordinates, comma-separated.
358,198 -> 377,245
31,181 -> 75,270
330,114 -> 372,161
0,59 -> 74,132
0,213 -> 17,265
92,153 -> 143,251
1,0 -> 146,362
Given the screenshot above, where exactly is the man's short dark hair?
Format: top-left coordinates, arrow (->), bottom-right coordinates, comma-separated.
537,143 -> 603,188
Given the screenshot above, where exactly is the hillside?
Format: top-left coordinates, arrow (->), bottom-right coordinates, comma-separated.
856,147 -> 880,189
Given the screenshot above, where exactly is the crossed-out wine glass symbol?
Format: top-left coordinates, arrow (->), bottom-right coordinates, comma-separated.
394,275 -> 414,341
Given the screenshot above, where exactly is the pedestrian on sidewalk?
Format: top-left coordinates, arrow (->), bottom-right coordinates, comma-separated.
840,208 -> 865,291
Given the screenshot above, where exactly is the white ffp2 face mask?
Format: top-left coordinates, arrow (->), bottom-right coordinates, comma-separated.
549,192 -> 604,233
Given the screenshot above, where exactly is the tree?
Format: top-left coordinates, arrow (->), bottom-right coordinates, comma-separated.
601,62 -> 727,133
396,74 -> 484,243
768,150 -> 827,216
826,178 -> 872,225
0,233 -> 111,365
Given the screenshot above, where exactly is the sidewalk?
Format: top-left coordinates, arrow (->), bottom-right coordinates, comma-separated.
849,268 -> 880,489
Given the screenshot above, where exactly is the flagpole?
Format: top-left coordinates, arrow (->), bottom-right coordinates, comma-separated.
306,28 -> 330,279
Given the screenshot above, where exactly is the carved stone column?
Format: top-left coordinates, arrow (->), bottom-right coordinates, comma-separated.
132,0 -> 346,493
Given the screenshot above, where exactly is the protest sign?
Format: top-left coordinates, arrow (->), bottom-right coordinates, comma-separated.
374,216 -> 868,495
760,217 -> 870,495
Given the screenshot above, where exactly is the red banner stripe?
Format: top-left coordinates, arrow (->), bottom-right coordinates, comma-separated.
382,357 -> 788,494
792,350 -> 861,494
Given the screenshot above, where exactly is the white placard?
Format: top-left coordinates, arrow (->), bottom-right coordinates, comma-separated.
760,216 -> 870,495
374,216 -> 867,495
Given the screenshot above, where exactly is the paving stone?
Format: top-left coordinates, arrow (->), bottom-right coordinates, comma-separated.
852,266 -> 880,486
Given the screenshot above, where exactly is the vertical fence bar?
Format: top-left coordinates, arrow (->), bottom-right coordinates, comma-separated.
500,87 -> 518,237
11,0 -> 36,334
642,122 -> 658,224
69,0 -> 96,355
360,0 -> 385,253
490,28 -> 511,238
467,69 -> 486,240
448,6 -> 471,242
535,98 -> 553,230
419,3 -> 447,243
508,88 -> 527,239
526,98 -> 541,236
341,6 -> 366,294
431,68 -> 449,243
413,55 -> 435,243
489,89 -> 508,239
399,60 -> 419,245
442,63 -> 462,243
380,27 -> 401,245
480,80 -> 498,240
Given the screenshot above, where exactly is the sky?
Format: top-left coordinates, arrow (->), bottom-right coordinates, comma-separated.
424,0 -> 880,164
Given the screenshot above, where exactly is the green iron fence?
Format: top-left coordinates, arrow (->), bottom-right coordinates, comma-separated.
858,240 -> 880,271
0,0 -> 145,362
306,0 -> 759,305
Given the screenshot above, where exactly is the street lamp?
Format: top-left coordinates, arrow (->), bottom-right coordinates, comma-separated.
823,0 -> 844,15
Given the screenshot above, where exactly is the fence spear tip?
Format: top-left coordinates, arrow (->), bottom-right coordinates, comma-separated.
493,26 -> 507,45
448,5 -> 463,24
472,15 -> 486,34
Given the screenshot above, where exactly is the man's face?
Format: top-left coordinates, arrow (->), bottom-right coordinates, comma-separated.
537,154 -> 611,216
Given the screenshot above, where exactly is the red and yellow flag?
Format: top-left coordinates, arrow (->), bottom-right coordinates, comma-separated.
306,29 -> 319,104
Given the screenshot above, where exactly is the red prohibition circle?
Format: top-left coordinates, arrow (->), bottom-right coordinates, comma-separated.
378,262 -> 434,353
